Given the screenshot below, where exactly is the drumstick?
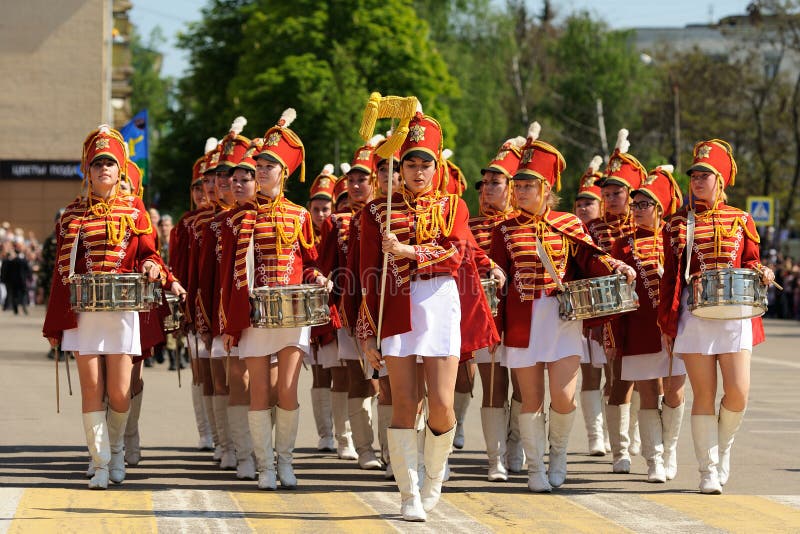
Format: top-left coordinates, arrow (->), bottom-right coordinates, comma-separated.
55,344 -> 60,414
64,348 -> 73,396
375,119 -> 397,353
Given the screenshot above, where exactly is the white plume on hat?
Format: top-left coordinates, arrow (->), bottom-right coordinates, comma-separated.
656,164 -> 674,174
368,134 -> 385,147
588,155 -> 603,173
229,116 -> 247,136
340,163 -> 351,175
278,108 -> 296,128
615,129 -> 630,154
204,137 -> 219,154
98,124 -> 111,135
416,101 -> 424,114
527,121 -> 541,142
321,163 -> 334,176
442,148 -> 453,160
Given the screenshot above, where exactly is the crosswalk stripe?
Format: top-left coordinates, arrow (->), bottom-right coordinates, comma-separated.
152,489 -> 249,533
766,495 -> 800,510
644,494 -> 800,533
0,489 -> 24,534
356,490 -> 492,533
7,488 -> 157,533
442,491 -> 629,532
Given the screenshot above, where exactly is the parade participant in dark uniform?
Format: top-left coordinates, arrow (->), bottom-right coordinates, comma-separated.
610,165 -> 686,483
359,108 -> 499,521
586,129 -> 644,473
490,123 -> 636,493
468,136 -> 524,481
659,140 -> 773,494
306,164 -> 339,453
222,109 -> 326,490
574,156 -> 611,457
44,125 -> 162,489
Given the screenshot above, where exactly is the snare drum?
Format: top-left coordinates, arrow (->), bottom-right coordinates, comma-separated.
69,273 -> 161,312
250,284 -> 330,328
687,268 -> 767,320
481,277 -> 499,317
163,293 -> 183,332
557,274 -> 638,321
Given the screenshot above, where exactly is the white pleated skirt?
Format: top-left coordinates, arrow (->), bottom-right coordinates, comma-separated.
505,296 -> 583,368
472,345 -> 507,366
674,288 -> 753,355
622,346 -> 687,381
381,276 -> 461,358
237,325 -> 310,358
305,340 -> 339,368
337,329 -> 361,361
62,311 -> 141,356
580,335 -> 607,367
211,335 -> 239,358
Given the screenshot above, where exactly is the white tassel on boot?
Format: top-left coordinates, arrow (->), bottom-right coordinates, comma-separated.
348,396 -> 382,469
378,404 -> 393,479
480,406 -> 508,482
661,401 -> 684,480
192,384 -> 214,450
275,406 -> 299,488
212,396 -> 236,469
228,404 -> 256,480
202,394 -> 221,460
718,405 -> 745,486
421,426 -> 455,512
83,411 -> 110,489
452,391 -> 471,450
331,391 -> 357,460
387,428 -> 426,522
580,390 -> 606,456
606,403 -> 631,473
248,409 -> 276,490
107,408 -> 129,484
691,414 -> 722,494
518,411 -> 551,492
124,390 -> 143,466
630,390 -> 641,456
639,409 -> 666,483
547,407 -> 575,488
311,387 -> 335,452
506,398 -> 526,473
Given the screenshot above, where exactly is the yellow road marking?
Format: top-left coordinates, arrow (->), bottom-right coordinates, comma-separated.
645,494 -> 800,533
443,492 -> 631,533
8,488 -> 156,534
230,490 -> 395,533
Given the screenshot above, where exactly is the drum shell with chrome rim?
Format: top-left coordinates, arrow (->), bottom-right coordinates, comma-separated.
250,284 -> 330,328
687,268 -> 767,320
163,293 -> 183,332
69,273 -> 162,312
557,274 -> 639,321
481,277 -> 499,317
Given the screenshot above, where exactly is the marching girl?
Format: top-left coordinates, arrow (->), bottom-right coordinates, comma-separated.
44,125 -> 162,489
586,130 -> 645,473
574,157 -> 611,457
468,137 -> 524,481
359,109 -> 499,521
221,109 -> 326,490
610,165 -> 686,483
489,125 -> 636,493
169,156 -> 215,451
658,140 -> 773,494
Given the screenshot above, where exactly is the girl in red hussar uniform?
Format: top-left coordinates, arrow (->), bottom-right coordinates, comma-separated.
610,165 -> 686,483
44,125 -> 162,489
659,139 -> 774,494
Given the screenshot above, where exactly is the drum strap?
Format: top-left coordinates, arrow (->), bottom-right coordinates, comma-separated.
684,210 -> 695,284
246,232 -> 255,294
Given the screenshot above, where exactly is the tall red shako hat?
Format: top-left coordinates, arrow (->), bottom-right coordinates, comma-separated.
686,139 -> 737,188
514,121 -> 566,191
257,108 -> 306,182
480,136 -> 526,186
576,155 -> 604,201
334,164 -> 350,209
399,103 -> 450,193
349,134 -> 385,176
216,116 -> 251,171
82,124 -> 128,176
203,136 -> 220,175
632,164 -> 683,217
235,138 -> 265,173
601,129 -> 646,190
309,164 -> 336,201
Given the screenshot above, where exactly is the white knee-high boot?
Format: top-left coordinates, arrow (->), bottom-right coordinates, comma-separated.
420,426 -> 455,512
629,390 -> 641,456
377,404 -> 393,479
518,411 -> 551,492
661,401 -> 684,480
331,391 -> 357,460
691,415 -> 722,494
275,406 -> 299,488
192,384 -> 214,450
718,406 -> 745,486
387,428 -> 426,522
602,394 -> 611,452
107,408 -> 129,484
481,406 -> 508,481
452,391 -> 471,450
639,409 -> 666,483
547,407 -> 575,488
506,398 -> 526,473
228,404 -> 256,480
248,409 -> 276,490
311,387 -> 335,452
202,394 -> 221,460
580,390 -> 606,456
348,396 -> 381,469
606,403 -> 631,473
124,390 -> 143,466
83,411 -> 110,489
212,396 -> 236,469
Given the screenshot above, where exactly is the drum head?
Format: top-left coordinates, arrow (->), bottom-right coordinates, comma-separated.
690,304 -> 765,320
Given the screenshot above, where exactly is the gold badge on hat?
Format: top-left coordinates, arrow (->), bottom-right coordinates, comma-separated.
520,148 -> 533,165
266,131 -> 282,147
583,176 -> 596,187
319,177 -> 330,188
95,138 -> 110,150
409,124 -> 426,142
358,149 -> 371,161
644,173 -> 658,185
224,140 -> 235,155
697,144 -> 712,159
609,158 -> 622,172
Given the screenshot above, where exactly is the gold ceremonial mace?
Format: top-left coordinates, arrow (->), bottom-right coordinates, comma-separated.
358,93 -> 419,378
